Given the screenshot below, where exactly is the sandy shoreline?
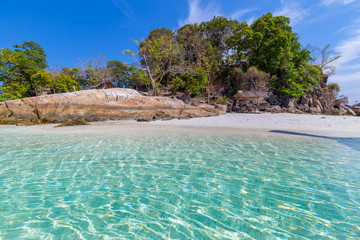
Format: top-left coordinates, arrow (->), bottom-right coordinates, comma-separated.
17,113 -> 360,138
147,113 -> 360,137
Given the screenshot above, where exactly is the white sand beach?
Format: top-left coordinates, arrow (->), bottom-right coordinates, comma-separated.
28,113 -> 360,138
147,113 -> 360,137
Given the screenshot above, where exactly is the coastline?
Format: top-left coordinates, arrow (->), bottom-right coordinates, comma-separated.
11,113 -> 360,138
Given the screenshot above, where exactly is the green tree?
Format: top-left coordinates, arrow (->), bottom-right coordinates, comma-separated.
200,16 -> 240,63
128,65 -> 150,91
107,60 -> 131,87
124,28 -> 182,95
242,67 -> 269,91
78,54 -> 127,89
176,24 -> 216,101
327,82 -> 340,97
171,67 -> 208,97
51,67 -> 81,93
176,24 -> 205,67
228,13 -> 321,98
0,41 -> 48,99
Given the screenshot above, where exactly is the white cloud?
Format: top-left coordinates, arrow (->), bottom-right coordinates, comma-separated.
179,0 -> 253,26
112,0 -> 133,19
331,19 -> 360,103
247,16 -> 256,25
334,24 -> 360,69
331,72 -> 360,103
274,1 -> 310,25
179,0 -> 221,26
322,0 -> 355,6
230,9 -> 254,20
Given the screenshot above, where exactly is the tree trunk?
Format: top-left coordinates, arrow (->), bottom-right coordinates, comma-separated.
207,74 -> 210,104
142,55 -> 157,96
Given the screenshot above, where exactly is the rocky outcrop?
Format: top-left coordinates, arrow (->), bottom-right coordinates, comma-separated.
233,91 -> 358,116
0,88 -> 226,125
352,106 -> 360,116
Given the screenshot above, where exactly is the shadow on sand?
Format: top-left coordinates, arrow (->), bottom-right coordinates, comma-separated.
269,130 -> 360,152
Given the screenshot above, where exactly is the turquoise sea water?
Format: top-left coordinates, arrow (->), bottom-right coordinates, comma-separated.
0,126 -> 359,239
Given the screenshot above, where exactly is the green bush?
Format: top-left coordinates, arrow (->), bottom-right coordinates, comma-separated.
327,82 -> 340,97
171,68 -> 208,97
216,96 -> 229,104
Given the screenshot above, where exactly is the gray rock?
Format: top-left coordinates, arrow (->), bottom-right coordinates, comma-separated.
309,107 -> 322,115
270,105 -> 283,113
308,98 -> 314,107
300,96 -> 310,106
215,104 -> 227,112
324,107 -> 341,116
298,104 -> 309,112
346,108 -> 357,116
286,107 -> 296,113
258,102 -> 270,111
333,97 -> 349,108
313,100 -> 323,112
352,107 -> 360,116
284,98 -> 297,108
295,109 -> 304,114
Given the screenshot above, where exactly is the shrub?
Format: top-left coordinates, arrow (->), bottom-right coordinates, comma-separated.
216,96 -> 229,104
171,68 -> 208,97
327,82 -> 340,97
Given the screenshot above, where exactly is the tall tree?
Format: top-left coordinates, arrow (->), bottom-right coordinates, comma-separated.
51,67 -> 81,93
78,54 -> 123,89
0,41 -> 48,99
200,16 -> 240,63
176,24 -> 216,101
228,13 -> 321,98
107,60 -> 132,87
124,28 -> 182,95
176,24 -> 204,68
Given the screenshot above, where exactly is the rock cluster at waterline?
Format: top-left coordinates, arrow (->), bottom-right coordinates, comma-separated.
0,88 -> 226,125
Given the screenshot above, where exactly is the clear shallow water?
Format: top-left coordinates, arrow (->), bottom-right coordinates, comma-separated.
0,127 -> 359,239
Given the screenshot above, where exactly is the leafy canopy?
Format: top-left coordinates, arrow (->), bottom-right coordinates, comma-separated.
0,41 -> 48,98
228,13 -> 321,98
0,41 -> 83,100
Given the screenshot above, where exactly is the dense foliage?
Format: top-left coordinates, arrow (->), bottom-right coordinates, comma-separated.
125,13 -> 334,100
1,13 -> 340,101
228,13 -> 321,98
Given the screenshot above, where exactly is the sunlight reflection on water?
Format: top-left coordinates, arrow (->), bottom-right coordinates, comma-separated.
0,126 -> 359,239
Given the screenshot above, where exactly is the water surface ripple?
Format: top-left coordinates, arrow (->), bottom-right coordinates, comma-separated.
0,127 -> 359,239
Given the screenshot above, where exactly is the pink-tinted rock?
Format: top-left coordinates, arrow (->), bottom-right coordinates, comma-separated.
0,88 -> 225,125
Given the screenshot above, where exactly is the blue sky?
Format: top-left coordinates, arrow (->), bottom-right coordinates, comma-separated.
1,0 -> 359,103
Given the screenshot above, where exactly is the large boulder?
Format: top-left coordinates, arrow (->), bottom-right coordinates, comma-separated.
297,104 -> 310,113
0,88 -> 226,125
258,102 -> 270,111
333,97 -> 349,107
300,96 -> 310,106
323,107 -> 341,116
309,106 -> 322,115
313,100 -> 324,113
352,106 -> 360,116
265,105 -> 283,113
0,100 -> 40,125
340,106 -> 356,116
284,98 -> 297,108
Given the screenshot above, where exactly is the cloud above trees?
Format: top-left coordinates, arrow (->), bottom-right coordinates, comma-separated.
179,0 -> 220,26
322,0 -> 355,6
274,1 -> 309,25
179,0 -> 253,26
